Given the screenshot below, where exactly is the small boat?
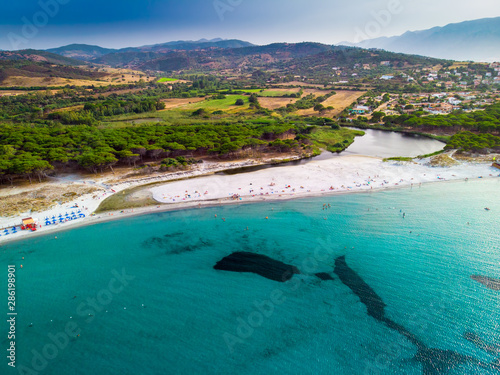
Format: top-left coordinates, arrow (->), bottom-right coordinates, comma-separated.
485,208 -> 491,211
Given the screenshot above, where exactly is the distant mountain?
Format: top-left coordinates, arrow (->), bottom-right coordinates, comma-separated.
47,44 -> 118,60
46,39 -> 254,61
346,17 -> 500,62
139,38 -> 253,51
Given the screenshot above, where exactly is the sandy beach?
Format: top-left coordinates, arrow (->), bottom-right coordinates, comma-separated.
0,153 -> 498,245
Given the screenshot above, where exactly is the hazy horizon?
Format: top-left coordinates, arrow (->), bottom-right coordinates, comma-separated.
0,0 -> 499,51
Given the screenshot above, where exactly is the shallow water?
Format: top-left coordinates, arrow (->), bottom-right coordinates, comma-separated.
1,179 -> 499,375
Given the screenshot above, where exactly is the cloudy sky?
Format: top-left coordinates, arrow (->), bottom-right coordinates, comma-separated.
0,0 -> 498,50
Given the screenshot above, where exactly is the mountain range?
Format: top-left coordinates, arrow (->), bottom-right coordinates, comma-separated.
346,17 -> 500,62
46,38 -> 254,61
0,40 -> 446,86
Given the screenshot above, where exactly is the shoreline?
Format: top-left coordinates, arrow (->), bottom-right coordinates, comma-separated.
0,171 -> 498,246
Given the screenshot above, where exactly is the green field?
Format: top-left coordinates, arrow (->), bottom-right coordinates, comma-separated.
157,78 -> 177,83
183,95 -> 249,111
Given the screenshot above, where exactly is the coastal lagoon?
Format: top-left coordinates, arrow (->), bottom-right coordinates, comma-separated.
342,128 -> 445,158
1,178 -> 499,375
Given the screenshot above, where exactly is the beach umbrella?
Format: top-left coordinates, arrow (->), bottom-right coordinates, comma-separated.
52,218 -> 57,224
45,221 -> 51,226
71,211 -> 75,215
52,216 -> 56,220
4,229 -> 9,235
65,212 -> 69,217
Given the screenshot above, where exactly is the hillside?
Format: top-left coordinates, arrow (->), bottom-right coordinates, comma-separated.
0,49 -> 85,66
0,60 -> 106,85
134,42 -> 447,81
348,17 -> 500,62
135,42 -> 336,71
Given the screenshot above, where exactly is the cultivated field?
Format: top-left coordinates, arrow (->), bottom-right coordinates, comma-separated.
258,88 -> 330,110
296,90 -> 366,117
182,95 -> 250,111
160,97 -> 207,110
259,97 -> 298,110
157,78 -> 177,83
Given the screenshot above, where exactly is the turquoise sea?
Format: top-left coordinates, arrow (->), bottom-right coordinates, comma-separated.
1,178 -> 500,375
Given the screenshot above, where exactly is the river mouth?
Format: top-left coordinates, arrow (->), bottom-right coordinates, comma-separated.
217,128 -> 445,176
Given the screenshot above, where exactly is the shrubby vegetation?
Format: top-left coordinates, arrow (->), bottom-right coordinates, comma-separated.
160,156 -> 199,171
445,131 -> 500,152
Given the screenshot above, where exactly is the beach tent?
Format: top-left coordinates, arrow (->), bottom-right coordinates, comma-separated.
22,218 -> 35,227
22,217 -> 38,230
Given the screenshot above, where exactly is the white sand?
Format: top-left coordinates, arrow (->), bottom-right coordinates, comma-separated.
0,154 -> 498,245
151,155 -> 498,204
